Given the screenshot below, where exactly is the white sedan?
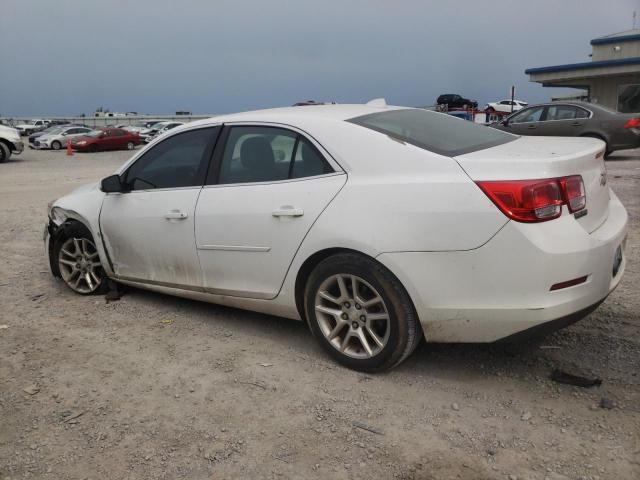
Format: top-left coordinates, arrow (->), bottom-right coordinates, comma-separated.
485,99 -> 528,113
34,126 -> 93,150
44,102 -> 628,371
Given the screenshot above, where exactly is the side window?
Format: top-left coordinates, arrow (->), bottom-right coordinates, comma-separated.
291,137 -> 333,179
546,105 -> 579,121
218,127 -> 296,184
112,129 -> 125,137
124,127 -> 219,191
575,108 -> 590,119
510,106 -> 544,124
217,126 -> 334,185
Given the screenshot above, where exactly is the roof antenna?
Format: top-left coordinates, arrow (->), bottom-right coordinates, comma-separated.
366,98 -> 387,107
634,10 -> 637,29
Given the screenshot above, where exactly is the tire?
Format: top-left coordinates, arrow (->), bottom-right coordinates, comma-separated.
486,107 -> 495,113
52,223 -> 108,295
89,144 -> 98,153
0,142 -> 10,163
304,253 -> 422,372
126,141 -> 135,150
51,140 -> 62,150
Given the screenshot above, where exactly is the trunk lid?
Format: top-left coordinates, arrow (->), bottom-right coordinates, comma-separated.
455,136 -> 609,233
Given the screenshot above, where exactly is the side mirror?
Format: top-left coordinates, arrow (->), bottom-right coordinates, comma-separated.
100,174 -> 125,193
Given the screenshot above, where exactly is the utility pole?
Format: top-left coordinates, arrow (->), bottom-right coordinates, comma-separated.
510,86 -> 515,113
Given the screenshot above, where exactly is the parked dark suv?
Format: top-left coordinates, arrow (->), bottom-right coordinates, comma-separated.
436,94 -> 478,110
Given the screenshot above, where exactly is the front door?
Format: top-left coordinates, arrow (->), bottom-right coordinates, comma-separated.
100,126 -> 220,287
195,125 -> 346,299
505,106 -> 546,136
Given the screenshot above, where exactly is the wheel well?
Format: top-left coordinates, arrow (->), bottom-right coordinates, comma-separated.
48,219 -> 90,277
0,138 -> 15,151
580,132 -> 608,145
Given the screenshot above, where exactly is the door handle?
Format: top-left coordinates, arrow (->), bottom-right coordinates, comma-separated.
272,206 -> 304,217
165,210 -> 188,220
571,122 -> 582,126
527,125 -> 537,129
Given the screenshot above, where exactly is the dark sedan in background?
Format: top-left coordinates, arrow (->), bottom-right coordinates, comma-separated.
491,102 -> 640,157
71,128 -> 140,152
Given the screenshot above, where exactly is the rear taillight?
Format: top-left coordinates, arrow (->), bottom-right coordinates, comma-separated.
623,118 -> 640,129
476,176 -> 586,223
559,175 -> 586,212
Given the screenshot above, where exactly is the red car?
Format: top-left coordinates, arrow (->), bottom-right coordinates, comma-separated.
71,128 -> 140,152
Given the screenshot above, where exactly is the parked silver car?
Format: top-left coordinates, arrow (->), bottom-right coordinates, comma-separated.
490,102 -> 640,157
34,126 -> 94,150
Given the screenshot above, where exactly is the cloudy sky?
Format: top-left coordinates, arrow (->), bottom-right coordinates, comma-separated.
1,0 -> 638,116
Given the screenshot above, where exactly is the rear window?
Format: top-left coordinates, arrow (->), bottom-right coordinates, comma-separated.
348,108 -> 516,156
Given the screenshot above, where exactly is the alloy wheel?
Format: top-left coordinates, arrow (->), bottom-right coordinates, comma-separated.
314,274 -> 390,359
57,237 -> 103,294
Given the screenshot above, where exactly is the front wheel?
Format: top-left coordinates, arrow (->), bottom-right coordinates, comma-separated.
88,144 -> 98,153
126,141 -> 135,150
51,140 -> 62,150
304,253 -> 422,372
0,142 -> 10,163
53,224 -> 107,295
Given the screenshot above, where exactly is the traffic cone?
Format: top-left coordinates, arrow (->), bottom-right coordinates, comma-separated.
66,139 -> 73,156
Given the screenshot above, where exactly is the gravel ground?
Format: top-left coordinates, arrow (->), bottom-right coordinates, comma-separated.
0,146 -> 638,480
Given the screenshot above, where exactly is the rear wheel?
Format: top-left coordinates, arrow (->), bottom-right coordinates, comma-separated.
0,142 -> 10,163
304,253 -> 421,372
53,223 -> 107,295
51,140 -> 62,150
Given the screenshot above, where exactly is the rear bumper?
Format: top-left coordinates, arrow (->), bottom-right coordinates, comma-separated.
377,191 -> 628,342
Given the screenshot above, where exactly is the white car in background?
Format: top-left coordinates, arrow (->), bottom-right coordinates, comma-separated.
15,119 -> 49,135
44,102 -> 627,372
142,121 -> 185,143
34,126 -> 94,150
485,99 -> 528,113
0,124 -> 24,162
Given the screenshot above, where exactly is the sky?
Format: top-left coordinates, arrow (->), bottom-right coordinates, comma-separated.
1,0 -> 639,116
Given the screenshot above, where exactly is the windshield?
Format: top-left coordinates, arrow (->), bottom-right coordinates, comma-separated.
85,130 -> 103,137
348,108 -> 516,156
151,123 -> 168,131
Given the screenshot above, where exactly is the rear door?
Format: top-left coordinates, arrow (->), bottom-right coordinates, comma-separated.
537,104 -> 589,137
194,124 -> 346,299
505,106 -> 546,135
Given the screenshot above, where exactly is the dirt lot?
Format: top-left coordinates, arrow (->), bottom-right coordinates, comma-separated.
0,146 -> 638,480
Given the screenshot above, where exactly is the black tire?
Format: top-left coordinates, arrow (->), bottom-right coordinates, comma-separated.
0,142 -> 10,163
304,253 -> 422,372
52,222 -> 108,295
486,107 -> 495,113
51,140 -> 62,150
89,144 -> 98,153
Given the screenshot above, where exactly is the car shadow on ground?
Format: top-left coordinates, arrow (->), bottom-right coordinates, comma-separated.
116,284 -> 587,385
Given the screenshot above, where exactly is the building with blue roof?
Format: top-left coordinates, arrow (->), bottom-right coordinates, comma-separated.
526,29 -> 640,112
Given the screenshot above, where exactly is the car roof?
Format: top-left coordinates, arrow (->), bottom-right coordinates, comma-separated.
186,104 -> 406,129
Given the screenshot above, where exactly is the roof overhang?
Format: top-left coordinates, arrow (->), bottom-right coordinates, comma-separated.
591,33 -> 640,45
525,56 -> 640,84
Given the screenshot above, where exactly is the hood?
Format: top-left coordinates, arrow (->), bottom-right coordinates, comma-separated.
71,181 -> 100,195
0,125 -> 20,137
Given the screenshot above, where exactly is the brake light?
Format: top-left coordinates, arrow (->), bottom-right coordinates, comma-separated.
476,176 -> 586,223
623,118 -> 640,128
559,175 -> 586,212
